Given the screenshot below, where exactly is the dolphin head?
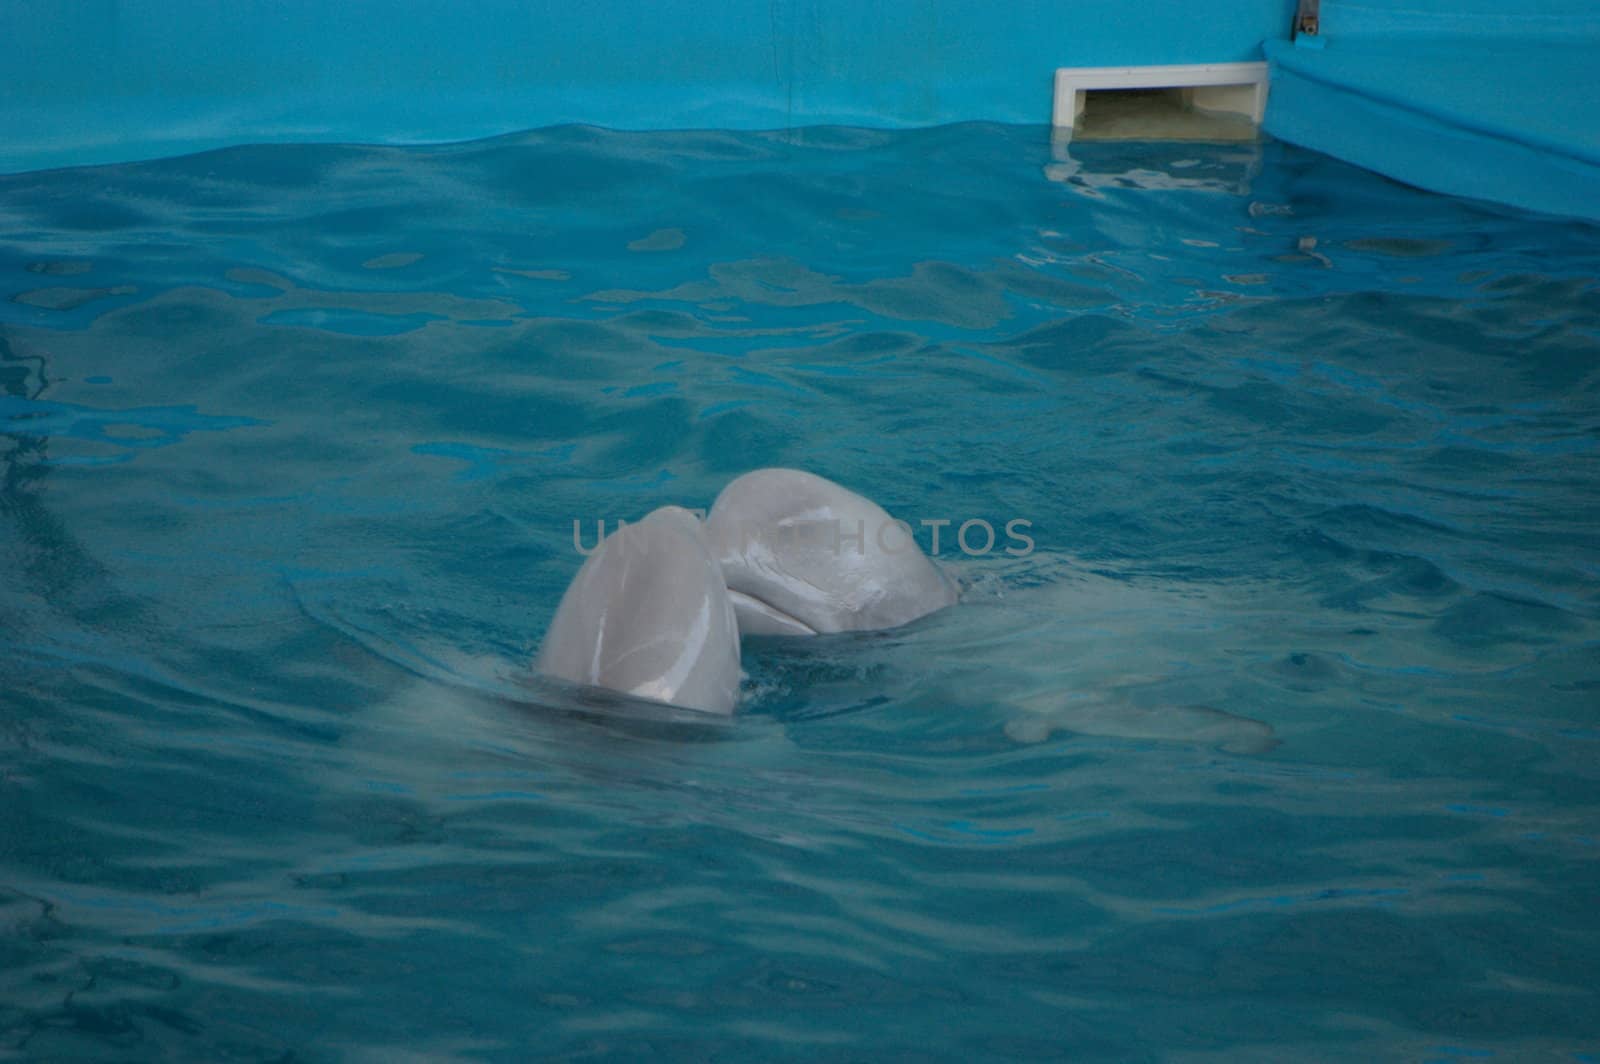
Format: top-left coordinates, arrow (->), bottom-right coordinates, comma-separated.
704,468 -> 958,636
536,505 -> 742,714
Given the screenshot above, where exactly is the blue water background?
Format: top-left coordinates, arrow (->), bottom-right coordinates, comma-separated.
2,125 -> 1598,1060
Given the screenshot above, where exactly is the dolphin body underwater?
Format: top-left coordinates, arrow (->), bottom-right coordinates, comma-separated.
536,469 -> 956,713
536,468 -> 1277,754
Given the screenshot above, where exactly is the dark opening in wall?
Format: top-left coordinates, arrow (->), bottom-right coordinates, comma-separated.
1074,86 -> 1259,141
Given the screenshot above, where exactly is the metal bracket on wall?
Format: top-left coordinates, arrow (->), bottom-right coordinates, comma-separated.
1294,0 -> 1321,37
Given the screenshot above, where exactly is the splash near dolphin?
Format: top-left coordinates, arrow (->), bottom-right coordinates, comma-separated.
537,469 -> 955,711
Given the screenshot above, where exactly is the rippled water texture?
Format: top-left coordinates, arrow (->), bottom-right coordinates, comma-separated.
2,125 -> 1598,1060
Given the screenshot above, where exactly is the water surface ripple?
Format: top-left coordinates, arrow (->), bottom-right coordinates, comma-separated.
2,125 -> 1598,1061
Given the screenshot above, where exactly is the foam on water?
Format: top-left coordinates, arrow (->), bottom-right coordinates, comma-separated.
2,125 -> 1598,1060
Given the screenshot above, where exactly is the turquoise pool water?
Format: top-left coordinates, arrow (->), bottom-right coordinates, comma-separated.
2,125 -> 1598,1060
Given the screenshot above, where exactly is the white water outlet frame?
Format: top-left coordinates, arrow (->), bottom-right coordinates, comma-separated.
1051,62 -> 1270,130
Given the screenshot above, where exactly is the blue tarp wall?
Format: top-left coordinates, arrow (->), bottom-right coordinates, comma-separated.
4,0 -> 1595,222
1264,0 -> 1600,222
3,0 -> 1294,173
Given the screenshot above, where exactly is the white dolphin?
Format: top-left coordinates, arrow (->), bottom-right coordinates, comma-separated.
534,473 -> 1274,756
704,468 -> 959,636
535,470 -> 956,712
535,505 -> 742,714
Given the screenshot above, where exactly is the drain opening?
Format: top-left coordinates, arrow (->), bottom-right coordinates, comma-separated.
1076,86 -> 1257,141
1052,63 -> 1269,142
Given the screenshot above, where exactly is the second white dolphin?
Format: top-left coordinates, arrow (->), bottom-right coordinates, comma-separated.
705,468 -> 959,636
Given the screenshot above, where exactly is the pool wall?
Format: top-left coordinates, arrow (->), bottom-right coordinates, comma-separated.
1263,0 -> 1600,223
8,0 -> 1592,223
3,0 -> 1295,173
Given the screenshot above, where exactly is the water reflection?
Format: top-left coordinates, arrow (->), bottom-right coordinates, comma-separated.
1047,131 -> 1264,195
